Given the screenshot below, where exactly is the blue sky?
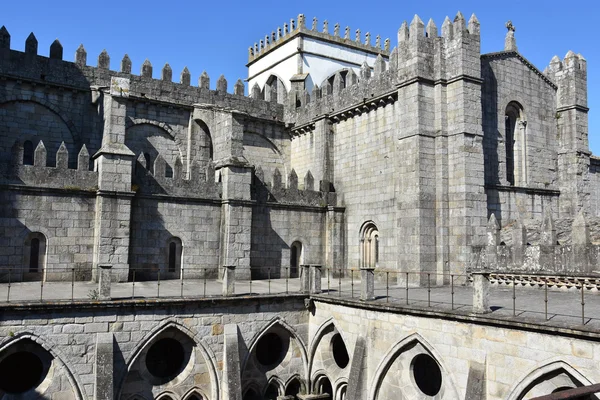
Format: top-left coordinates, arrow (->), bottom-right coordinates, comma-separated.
2,0 -> 599,153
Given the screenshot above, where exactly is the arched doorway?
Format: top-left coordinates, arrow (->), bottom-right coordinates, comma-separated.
290,241 -> 302,278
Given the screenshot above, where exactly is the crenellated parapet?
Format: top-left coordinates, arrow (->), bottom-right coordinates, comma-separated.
284,12 -> 482,127
133,152 -> 221,199
253,166 -> 336,207
6,140 -> 97,190
247,14 -> 389,63
0,26 -> 284,122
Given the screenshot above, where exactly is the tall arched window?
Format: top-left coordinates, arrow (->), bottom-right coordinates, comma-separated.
360,222 -> 379,269
24,232 -> 46,275
167,237 -> 182,275
505,102 -> 527,186
290,241 -> 303,278
23,140 -> 34,165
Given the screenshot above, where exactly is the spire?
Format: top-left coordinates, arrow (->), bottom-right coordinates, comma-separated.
234,79 -> 245,96
360,61 -> 371,80
49,39 -> 63,60
468,13 -> 480,35
75,44 -> 87,67
25,32 -> 37,56
199,71 -> 210,89
141,59 -> 152,78
504,20 -> 517,51
398,21 -> 409,43
251,83 -> 261,99
453,11 -> 466,33
161,63 -> 172,81
120,54 -> 131,73
216,75 -> 227,94
78,145 -> 89,171
409,15 -> 425,38
426,19 -> 438,38
98,49 -> 110,69
441,17 -> 453,40
0,26 -> 10,50
180,67 -> 191,85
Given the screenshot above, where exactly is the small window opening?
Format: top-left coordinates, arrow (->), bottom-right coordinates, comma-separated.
168,242 -> 177,272
30,238 -> 40,273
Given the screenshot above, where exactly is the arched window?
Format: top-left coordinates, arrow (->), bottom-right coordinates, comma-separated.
290,241 -> 302,278
505,102 -> 526,186
264,381 -> 280,400
314,375 -> 333,398
24,232 -> 46,275
360,222 -> 379,269
285,378 -> 303,397
184,392 -> 204,400
166,237 -> 182,275
23,141 -> 34,165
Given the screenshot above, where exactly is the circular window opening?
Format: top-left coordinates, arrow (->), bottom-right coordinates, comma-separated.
331,333 -> 349,369
255,332 -> 283,366
0,351 -> 44,393
412,354 -> 442,396
145,338 -> 185,380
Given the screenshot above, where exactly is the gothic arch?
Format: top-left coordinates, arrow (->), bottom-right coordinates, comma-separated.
156,391 -> 179,400
118,319 -> 219,400
359,221 -> 380,269
0,332 -> 85,400
264,376 -> 285,398
308,317 -> 349,378
242,316 -> 309,375
368,332 -> 459,400
182,387 -> 208,400
506,360 -> 594,400
126,117 -> 176,139
334,379 -> 348,400
263,74 -> 288,103
0,97 -> 81,143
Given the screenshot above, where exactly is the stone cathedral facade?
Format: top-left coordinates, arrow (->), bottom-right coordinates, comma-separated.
0,12 -> 596,283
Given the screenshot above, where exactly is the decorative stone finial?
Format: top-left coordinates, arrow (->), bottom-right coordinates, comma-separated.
161,63 -> 172,81
312,17 -> 318,31
180,67 -> 191,86
49,39 -> 63,60
323,20 -> 329,34
334,23 -> 340,37
216,75 -> 227,94
375,35 -> 381,48
360,61 -> 371,80
441,17 -> 453,40
384,38 -> 390,51
355,29 -> 361,43
468,13 -> 480,35
374,54 -> 385,76
251,83 -> 261,99
98,49 -> 110,69
504,20 -> 517,51
344,27 -> 350,39
199,71 -> 210,89
75,44 -> 87,67
25,32 -> 38,56
398,21 -> 409,42
234,79 -> 244,96
141,59 -> 152,78
120,54 -> 131,73
0,26 -> 10,50
426,19 -> 438,38
365,32 -> 371,45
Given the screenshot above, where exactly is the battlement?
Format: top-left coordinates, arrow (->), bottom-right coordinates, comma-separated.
285,12 -> 481,126
247,14 -> 390,64
6,140 -> 97,190
134,153 -> 221,199
0,26 -> 284,121
253,166 -> 336,207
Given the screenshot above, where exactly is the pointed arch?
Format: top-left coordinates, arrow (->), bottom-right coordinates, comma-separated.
506,360 -> 594,400
117,318 -> 219,400
0,332 -> 85,400
308,317 -> 350,378
368,332 -> 459,400
334,379 -> 348,400
264,375 -> 285,399
242,316 -> 309,376
182,387 -> 208,400
156,391 -> 178,400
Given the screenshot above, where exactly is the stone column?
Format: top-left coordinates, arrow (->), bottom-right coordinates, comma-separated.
310,265 -> 322,294
301,264 -> 310,293
94,333 -> 113,400
97,264 -> 112,300
222,265 -> 235,296
92,84 -> 135,282
472,271 -> 491,314
346,336 -> 367,400
360,268 -> 375,301
222,324 -> 242,400
218,161 -> 253,280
